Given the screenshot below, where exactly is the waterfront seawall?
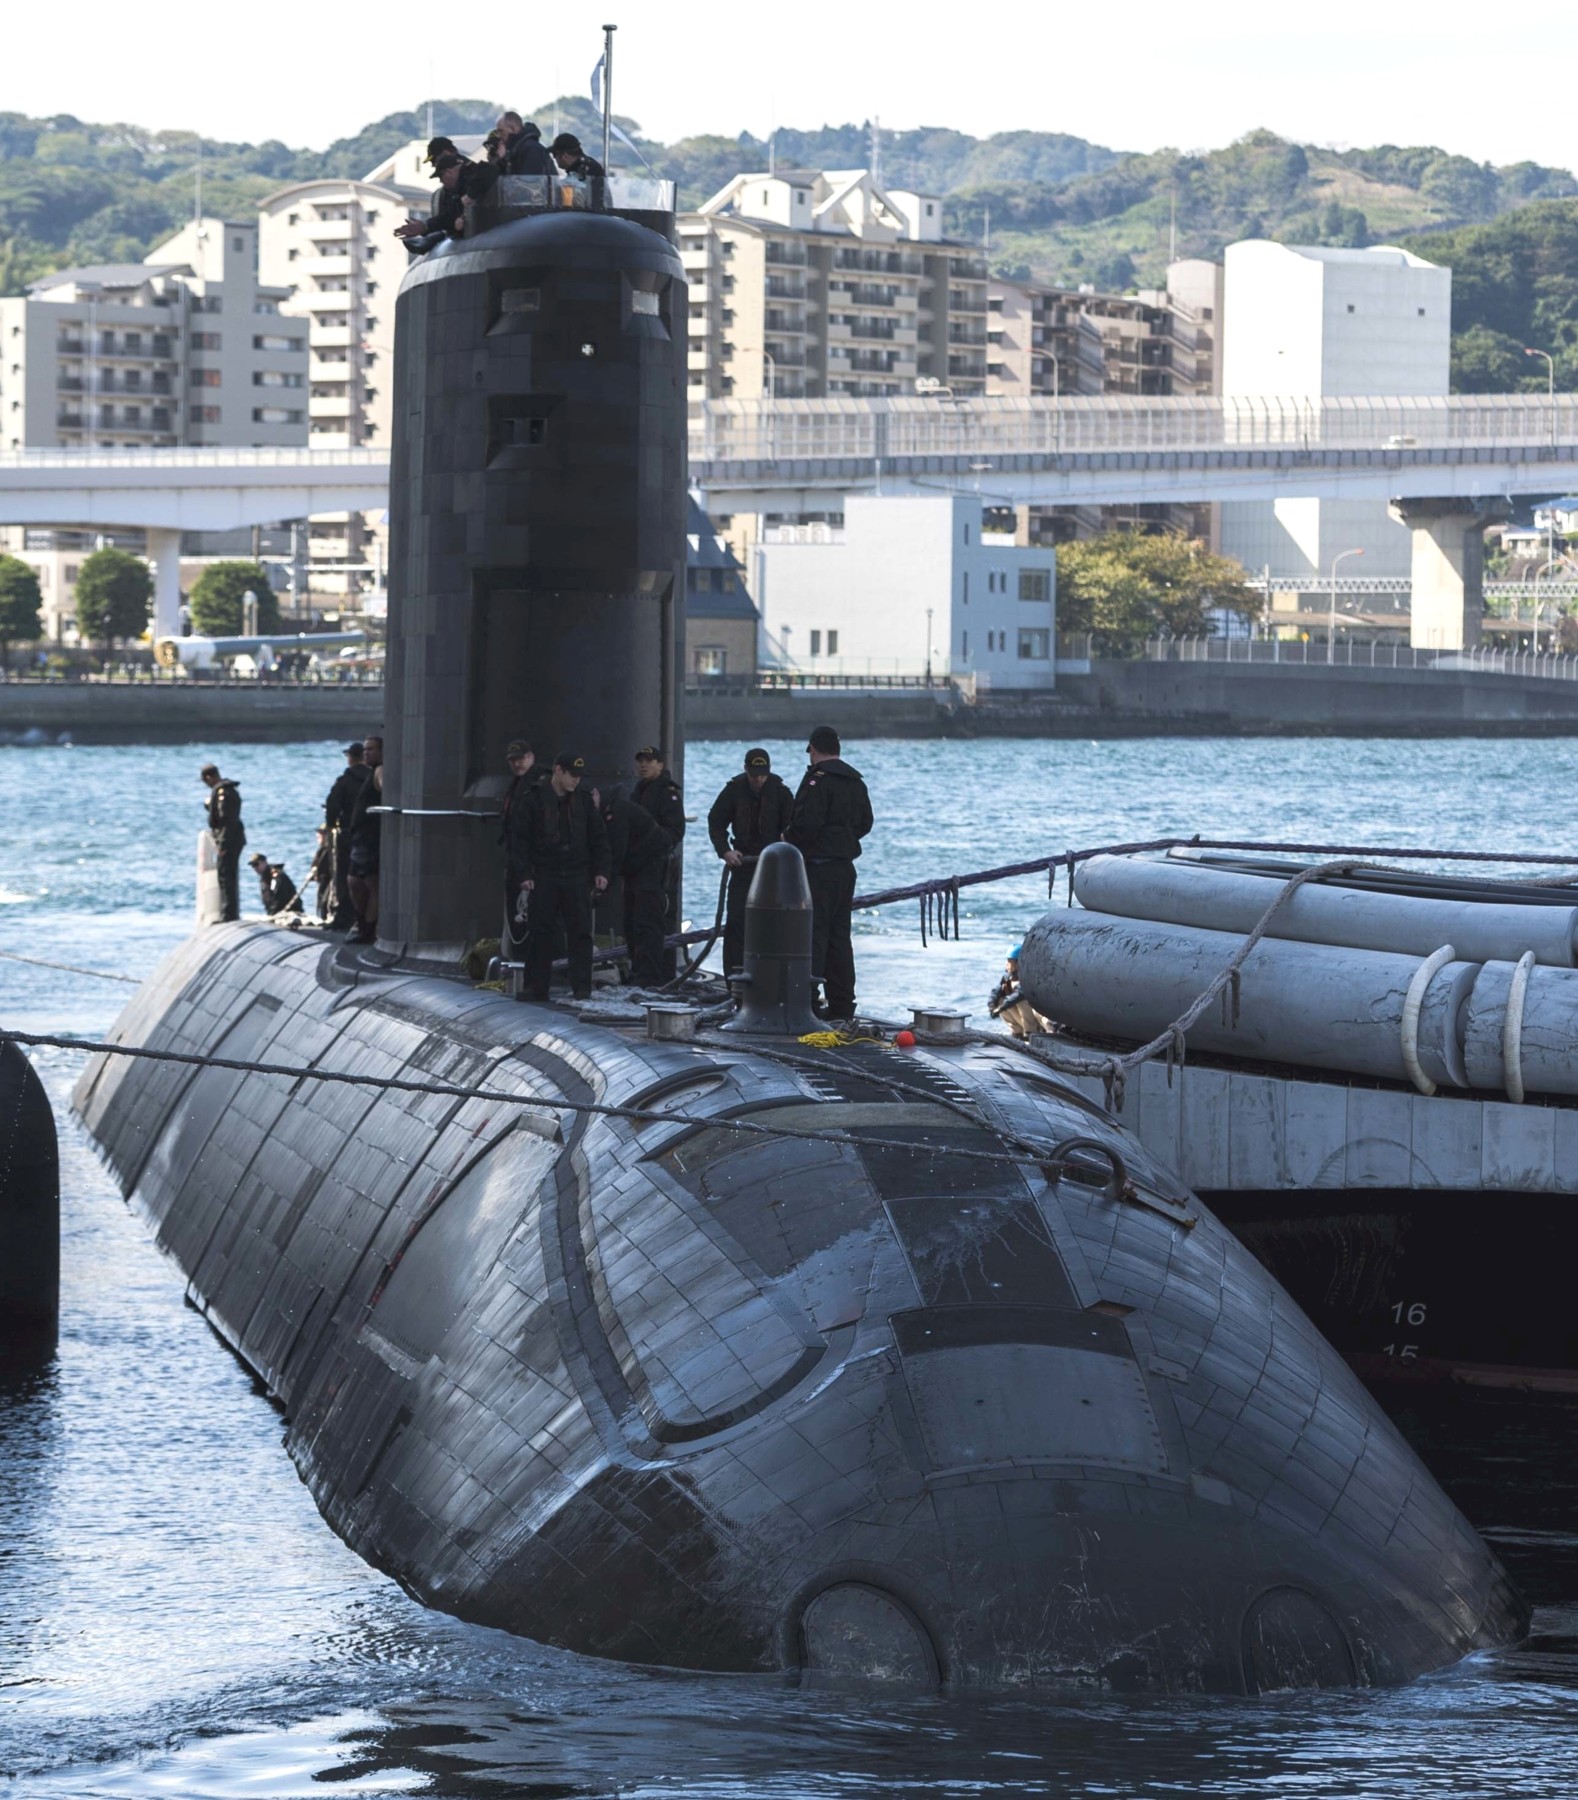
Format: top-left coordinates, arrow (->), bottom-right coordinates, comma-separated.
9,661 -> 1578,743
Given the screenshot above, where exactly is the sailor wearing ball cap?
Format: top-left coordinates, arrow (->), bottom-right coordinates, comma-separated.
786,726 -> 873,1021
516,753 -> 610,1002
707,747 -> 793,978
632,744 -> 686,979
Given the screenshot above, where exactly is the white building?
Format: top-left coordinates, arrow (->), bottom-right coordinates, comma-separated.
1219,241 -> 1451,581
752,495 -> 1056,689
257,174 -> 421,602
143,218 -> 310,445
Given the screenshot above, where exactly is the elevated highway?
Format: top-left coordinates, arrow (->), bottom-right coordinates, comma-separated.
688,393 -> 1578,510
5,398 -> 1578,649
0,447 -> 391,637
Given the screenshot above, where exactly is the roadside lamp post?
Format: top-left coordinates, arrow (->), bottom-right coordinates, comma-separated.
762,350 -> 777,399
1525,345 -> 1556,449
1328,547 -> 1364,664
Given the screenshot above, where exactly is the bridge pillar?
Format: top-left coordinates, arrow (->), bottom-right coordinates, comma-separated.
1390,498 -> 1510,651
147,527 -> 183,641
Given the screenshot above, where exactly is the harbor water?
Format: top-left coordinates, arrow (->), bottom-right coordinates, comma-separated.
3,735 -> 1578,1797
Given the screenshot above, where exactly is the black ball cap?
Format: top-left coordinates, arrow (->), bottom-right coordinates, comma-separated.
506,739 -> 531,758
345,741 -> 365,757
634,744 -> 662,761
744,747 -> 771,770
808,725 -> 841,754
555,753 -> 585,773
248,853 -> 268,868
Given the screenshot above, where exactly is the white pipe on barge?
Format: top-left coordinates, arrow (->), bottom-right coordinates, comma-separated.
1018,910 -> 1578,1100
1073,854 -> 1578,968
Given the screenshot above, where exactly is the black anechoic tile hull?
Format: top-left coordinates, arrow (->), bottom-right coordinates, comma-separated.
74,926 -> 1527,1692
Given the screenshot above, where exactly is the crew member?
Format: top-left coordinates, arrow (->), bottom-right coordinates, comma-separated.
500,737 -> 546,959
988,945 -> 1051,1040
248,853 -> 304,917
306,827 -> 334,922
518,755 -> 610,1001
395,153 -> 494,254
324,740 -> 370,930
596,784 -> 670,987
707,747 -> 793,978
785,726 -> 872,1021
498,111 -> 554,175
200,763 -> 245,924
423,135 -> 458,167
632,744 -> 685,978
550,133 -> 607,182
346,735 -> 384,944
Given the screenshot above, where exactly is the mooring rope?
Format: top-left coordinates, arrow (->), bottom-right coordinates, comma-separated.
0,949 -> 140,985
0,1024 -> 1093,1178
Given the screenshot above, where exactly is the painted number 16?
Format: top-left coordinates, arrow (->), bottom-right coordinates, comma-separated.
1390,1301 -> 1427,1326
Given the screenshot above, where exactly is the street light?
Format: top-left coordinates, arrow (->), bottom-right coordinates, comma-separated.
1525,344 -> 1556,449
762,350 -> 777,399
1327,547 -> 1364,664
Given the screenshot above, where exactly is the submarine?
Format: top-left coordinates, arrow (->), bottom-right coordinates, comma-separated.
71,171 -> 1526,1691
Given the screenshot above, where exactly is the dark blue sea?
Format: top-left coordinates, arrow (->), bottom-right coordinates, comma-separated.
3,735 -> 1577,1797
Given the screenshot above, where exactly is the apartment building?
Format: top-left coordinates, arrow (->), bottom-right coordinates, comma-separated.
985,260 -> 1224,543
0,230 -> 309,638
143,218 -> 311,445
680,169 -> 990,410
0,227 -> 306,454
257,174 -> 421,602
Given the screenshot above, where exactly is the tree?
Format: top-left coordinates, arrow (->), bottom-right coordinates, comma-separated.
188,561 -> 281,637
74,547 -> 152,651
1055,532 -> 1259,658
0,554 -> 44,670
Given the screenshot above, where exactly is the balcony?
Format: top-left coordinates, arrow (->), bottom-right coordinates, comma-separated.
56,410 -> 84,429
765,244 -> 808,266
764,309 -> 807,335
948,326 -> 988,347
766,277 -> 806,300
307,220 -> 354,243
309,392 -> 354,417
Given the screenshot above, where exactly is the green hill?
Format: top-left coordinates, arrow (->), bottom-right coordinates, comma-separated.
2,105 -> 1575,391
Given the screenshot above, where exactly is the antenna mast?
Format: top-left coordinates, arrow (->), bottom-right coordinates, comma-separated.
870,115 -> 881,188
601,24 -> 616,173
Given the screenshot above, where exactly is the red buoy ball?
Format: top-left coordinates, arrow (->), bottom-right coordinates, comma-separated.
894,1030 -> 917,1049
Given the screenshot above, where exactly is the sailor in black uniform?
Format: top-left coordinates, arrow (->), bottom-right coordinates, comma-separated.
518,754 -> 610,1001
200,763 -> 245,923
707,747 -> 793,978
597,785 -> 671,986
786,726 -> 873,1021
248,853 -> 304,917
631,744 -> 685,979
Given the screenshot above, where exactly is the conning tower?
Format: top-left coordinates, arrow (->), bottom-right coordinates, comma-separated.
381,179 -> 687,961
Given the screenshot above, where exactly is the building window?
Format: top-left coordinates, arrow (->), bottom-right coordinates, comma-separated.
694,646 -> 727,676
191,332 -> 221,351
253,370 -> 304,387
809,629 -> 822,655
1017,628 -> 1050,659
827,630 -> 839,654
1018,568 -> 1051,602
961,571 -> 969,603
962,629 -> 969,660
189,405 -> 221,423
191,369 -> 221,388
253,335 -> 294,351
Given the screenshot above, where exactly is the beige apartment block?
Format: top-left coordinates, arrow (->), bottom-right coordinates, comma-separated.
680,169 -> 989,412
0,231 -> 306,454
986,260 -> 1224,544
258,176 -> 420,603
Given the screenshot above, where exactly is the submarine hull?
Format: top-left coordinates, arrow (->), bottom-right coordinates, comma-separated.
74,925 -> 1526,1690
